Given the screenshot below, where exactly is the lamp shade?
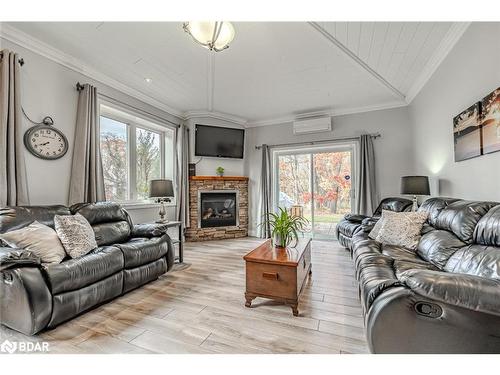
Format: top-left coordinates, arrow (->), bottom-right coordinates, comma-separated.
401,176 -> 430,196
149,179 -> 174,198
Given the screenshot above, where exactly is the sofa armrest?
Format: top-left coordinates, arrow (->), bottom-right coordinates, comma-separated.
0,247 -> 41,271
399,269 -> 500,316
131,223 -> 170,238
343,213 -> 369,224
357,217 -> 379,233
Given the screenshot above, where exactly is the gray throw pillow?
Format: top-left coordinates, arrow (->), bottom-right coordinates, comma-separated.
0,221 -> 66,264
54,213 -> 98,258
375,210 -> 429,251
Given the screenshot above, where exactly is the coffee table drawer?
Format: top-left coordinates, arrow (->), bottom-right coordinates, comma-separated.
245,261 -> 297,299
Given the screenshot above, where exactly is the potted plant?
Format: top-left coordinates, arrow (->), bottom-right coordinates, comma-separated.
261,207 -> 309,248
216,166 -> 225,177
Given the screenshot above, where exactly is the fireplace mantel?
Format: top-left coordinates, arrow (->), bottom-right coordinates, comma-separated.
189,176 -> 249,181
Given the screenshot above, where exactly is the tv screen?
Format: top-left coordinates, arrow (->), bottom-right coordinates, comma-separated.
195,124 -> 245,159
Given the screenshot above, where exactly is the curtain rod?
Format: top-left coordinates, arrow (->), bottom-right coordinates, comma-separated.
254,133 -> 381,150
76,82 -> 181,128
0,51 -> 24,66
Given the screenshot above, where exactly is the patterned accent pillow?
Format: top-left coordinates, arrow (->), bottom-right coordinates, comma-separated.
0,221 -> 66,264
54,213 -> 98,258
375,210 -> 429,251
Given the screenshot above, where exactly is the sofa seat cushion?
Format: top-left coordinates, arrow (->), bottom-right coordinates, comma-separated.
44,246 -> 124,294
337,220 -> 361,238
393,259 -> 439,279
382,244 -> 428,264
117,235 -> 169,269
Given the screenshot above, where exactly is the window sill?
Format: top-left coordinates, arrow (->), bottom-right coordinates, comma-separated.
120,201 -> 176,210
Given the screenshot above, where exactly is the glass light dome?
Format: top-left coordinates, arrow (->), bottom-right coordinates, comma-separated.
183,22 -> 235,52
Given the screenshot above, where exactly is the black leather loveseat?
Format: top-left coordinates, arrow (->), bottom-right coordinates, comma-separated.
0,202 -> 174,336
336,197 -> 412,249
349,197 -> 500,353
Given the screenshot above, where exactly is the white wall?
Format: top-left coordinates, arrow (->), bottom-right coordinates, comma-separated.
409,23 -> 500,201
185,116 -> 245,176
244,107 -> 415,235
1,37 -> 181,223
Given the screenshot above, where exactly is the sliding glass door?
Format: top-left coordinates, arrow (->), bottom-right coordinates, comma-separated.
273,143 -> 355,240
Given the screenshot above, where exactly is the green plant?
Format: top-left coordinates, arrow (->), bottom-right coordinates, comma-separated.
261,207 -> 309,248
216,166 -> 225,175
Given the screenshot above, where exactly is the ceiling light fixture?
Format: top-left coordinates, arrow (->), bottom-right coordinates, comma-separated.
145,78 -> 153,83
183,21 -> 235,52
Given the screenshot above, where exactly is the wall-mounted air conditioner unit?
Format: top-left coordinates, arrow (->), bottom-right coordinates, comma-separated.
293,116 -> 332,135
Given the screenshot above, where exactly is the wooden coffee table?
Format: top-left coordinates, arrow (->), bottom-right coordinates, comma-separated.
243,238 -> 312,316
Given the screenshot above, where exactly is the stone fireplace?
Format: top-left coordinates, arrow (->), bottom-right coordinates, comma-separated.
186,176 -> 248,241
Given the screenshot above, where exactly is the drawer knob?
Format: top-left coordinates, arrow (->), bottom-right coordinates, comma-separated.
262,272 -> 279,280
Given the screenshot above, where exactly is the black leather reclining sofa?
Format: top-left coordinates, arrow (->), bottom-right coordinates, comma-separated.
345,197 -> 500,353
0,202 -> 174,336
336,197 -> 413,250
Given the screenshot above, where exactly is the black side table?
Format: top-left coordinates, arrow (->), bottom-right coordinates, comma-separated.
152,220 -> 184,263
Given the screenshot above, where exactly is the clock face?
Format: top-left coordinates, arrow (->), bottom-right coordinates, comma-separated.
24,126 -> 68,160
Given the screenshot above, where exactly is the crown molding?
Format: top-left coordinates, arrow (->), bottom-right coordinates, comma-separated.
183,110 -> 248,126
405,22 -> 471,104
0,24 -> 185,119
246,101 -> 407,128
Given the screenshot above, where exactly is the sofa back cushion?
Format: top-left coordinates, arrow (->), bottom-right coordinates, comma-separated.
444,244 -> 500,280
433,200 -> 497,243
417,230 -> 466,269
70,202 -> 131,246
473,205 -> 500,247
418,197 -> 460,227
0,205 -> 71,233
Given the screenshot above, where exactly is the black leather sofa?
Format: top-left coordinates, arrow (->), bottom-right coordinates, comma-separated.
348,197 -> 500,353
336,197 -> 413,249
0,202 -> 174,336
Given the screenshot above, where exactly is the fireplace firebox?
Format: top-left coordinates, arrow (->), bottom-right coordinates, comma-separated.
198,190 -> 239,228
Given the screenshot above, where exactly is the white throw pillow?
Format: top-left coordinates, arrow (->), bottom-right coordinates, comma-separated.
0,221 -> 66,264
375,210 -> 429,251
54,213 -> 98,258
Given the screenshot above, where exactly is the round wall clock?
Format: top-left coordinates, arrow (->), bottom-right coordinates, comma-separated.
24,124 -> 69,160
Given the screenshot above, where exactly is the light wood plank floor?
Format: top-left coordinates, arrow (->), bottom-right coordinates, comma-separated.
0,238 -> 368,354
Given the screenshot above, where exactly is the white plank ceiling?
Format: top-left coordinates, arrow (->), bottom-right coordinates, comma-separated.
3,22 -> 460,125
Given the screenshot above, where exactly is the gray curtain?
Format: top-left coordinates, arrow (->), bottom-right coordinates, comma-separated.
0,49 -> 29,206
176,124 -> 190,232
257,144 -> 272,238
355,134 -> 377,216
68,83 -> 105,205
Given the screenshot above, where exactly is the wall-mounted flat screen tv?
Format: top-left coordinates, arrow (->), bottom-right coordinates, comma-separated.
195,124 -> 245,159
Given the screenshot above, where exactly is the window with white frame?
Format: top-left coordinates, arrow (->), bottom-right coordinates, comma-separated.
99,103 -> 175,203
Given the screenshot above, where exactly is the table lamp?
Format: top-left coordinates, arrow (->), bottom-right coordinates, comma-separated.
149,179 -> 174,223
401,176 -> 430,211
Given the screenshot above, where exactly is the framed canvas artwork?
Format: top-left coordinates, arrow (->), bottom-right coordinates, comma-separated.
480,87 -> 500,155
453,102 -> 482,162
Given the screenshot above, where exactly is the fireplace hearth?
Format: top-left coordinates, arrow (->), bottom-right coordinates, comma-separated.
199,190 -> 239,228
